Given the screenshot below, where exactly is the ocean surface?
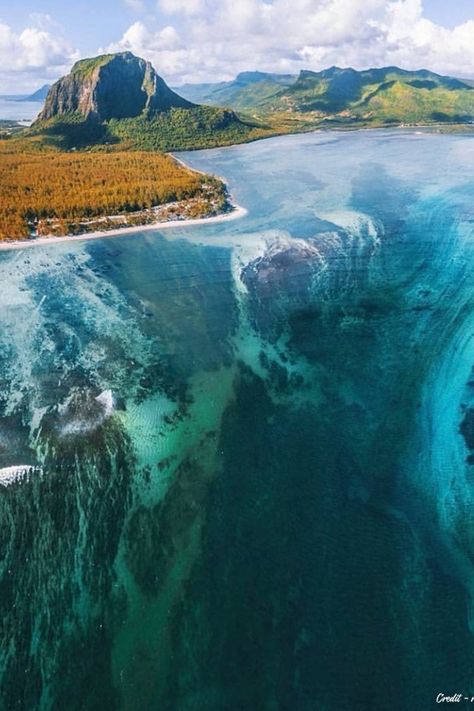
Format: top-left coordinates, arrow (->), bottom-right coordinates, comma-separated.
1,130 -> 474,710
0,98 -> 42,122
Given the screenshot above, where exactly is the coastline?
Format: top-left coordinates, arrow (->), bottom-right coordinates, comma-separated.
1,123 -> 470,255
0,203 -> 248,253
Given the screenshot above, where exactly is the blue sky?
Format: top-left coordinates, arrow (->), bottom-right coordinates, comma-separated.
1,1 -> 474,92
422,0 -> 473,28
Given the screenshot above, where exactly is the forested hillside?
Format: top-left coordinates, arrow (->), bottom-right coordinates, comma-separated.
229,66 -> 474,126
27,106 -> 272,152
29,52 -> 266,151
176,65 -> 474,128
175,71 -> 296,111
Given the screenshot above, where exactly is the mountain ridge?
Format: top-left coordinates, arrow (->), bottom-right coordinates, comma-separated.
177,64 -> 474,127
18,57 -> 474,153
175,70 -> 296,111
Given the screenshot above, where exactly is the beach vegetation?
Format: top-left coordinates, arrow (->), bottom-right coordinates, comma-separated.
0,149 -> 227,239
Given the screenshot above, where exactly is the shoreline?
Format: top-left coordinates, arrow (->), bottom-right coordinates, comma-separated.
1,123 -> 470,255
0,152 -> 247,253
167,123 -> 474,167
0,203 -> 247,253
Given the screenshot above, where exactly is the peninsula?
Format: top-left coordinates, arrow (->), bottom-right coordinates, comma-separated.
0,52 -> 256,241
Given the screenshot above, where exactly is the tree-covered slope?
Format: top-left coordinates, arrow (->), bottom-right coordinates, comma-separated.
176,65 -> 474,126
175,71 -> 297,112
26,105 -> 272,151
106,105 -> 272,150
258,66 -> 474,124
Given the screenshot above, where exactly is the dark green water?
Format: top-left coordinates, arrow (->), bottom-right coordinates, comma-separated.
1,130 -> 474,709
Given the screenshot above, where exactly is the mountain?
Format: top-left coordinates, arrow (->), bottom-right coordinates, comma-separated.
31,52 -> 269,150
175,71 -> 296,112
38,53 -> 193,122
0,85 -> 50,102
256,66 -> 474,124
23,84 -> 51,102
176,65 -> 474,127
21,60 -> 474,153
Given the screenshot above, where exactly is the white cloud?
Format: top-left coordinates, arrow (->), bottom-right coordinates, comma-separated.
0,20 -> 79,92
158,0 -> 204,16
123,0 -> 146,12
107,0 -> 474,85
106,21 -> 188,76
380,0 -> 474,76
109,20 -> 183,53
4,0 -> 474,94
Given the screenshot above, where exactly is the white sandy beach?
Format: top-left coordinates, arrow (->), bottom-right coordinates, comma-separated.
0,203 -> 248,253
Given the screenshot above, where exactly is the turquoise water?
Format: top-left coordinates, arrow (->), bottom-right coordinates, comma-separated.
1,130 -> 474,709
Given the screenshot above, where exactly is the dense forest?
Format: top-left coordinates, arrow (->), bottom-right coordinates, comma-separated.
21,106 -> 275,152
0,150 -> 225,240
106,106 -> 275,150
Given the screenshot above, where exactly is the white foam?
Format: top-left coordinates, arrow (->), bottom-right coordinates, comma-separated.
60,389 -> 115,436
0,465 -> 40,487
319,209 -> 381,242
95,389 -> 114,417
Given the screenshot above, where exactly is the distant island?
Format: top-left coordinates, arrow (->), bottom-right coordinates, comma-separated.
2,51 -> 474,242
0,84 -> 51,104
22,84 -> 51,103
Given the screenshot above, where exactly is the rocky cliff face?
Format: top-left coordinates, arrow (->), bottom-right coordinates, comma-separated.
37,52 -> 194,123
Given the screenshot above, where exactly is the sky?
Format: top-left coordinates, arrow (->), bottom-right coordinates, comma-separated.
0,0 -> 474,93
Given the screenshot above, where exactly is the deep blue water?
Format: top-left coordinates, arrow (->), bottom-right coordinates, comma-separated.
1,130 -> 474,710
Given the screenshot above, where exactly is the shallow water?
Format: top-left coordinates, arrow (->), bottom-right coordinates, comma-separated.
1,130 -> 474,710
